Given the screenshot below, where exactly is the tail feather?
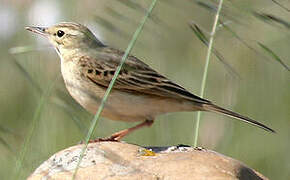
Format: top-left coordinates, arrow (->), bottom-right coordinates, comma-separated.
202,104 -> 275,133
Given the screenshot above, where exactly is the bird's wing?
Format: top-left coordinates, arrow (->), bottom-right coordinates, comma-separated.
80,47 -> 210,104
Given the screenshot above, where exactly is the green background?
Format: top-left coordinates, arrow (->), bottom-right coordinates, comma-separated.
0,0 -> 289,179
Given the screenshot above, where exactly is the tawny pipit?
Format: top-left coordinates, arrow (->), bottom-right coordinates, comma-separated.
26,22 -> 274,141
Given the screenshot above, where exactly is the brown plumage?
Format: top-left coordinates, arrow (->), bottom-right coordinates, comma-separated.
26,22 -> 274,141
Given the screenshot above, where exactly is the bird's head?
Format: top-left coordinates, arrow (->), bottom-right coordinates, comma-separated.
26,22 -> 105,55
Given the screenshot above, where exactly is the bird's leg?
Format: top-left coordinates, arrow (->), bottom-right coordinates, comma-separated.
91,119 -> 154,142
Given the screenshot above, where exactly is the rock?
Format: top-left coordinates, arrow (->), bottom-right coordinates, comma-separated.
28,142 -> 268,180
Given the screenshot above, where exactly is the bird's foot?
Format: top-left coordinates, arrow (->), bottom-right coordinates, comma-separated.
78,135 -> 120,144
89,135 -> 121,143
80,120 -> 154,144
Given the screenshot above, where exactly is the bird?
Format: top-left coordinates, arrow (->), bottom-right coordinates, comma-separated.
25,22 -> 275,141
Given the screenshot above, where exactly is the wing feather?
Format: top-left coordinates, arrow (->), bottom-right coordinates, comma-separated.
80,47 -> 210,104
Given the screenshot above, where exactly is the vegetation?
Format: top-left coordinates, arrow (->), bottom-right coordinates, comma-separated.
0,0 -> 289,179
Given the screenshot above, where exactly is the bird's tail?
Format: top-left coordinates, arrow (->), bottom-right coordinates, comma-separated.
202,103 -> 275,133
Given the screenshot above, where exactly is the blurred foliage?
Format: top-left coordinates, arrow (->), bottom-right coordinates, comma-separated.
0,0 -> 289,179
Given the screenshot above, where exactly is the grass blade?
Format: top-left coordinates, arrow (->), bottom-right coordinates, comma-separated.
258,42 -> 290,71
53,89 -> 90,136
13,75 -> 59,180
9,45 -> 51,55
220,22 -> 270,61
193,0 -> 224,147
271,0 -> 290,12
0,136 -> 14,153
10,57 -> 42,93
71,0 -> 158,179
94,15 -> 130,38
0,125 -> 16,153
189,22 -> 240,78
116,0 -> 161,23
253,12 -> 290,29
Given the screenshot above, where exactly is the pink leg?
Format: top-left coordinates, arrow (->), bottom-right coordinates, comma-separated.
90,120 -> 154,142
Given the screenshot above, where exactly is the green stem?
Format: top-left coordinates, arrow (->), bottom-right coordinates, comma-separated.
13,75 -> 59,180
193,0 -> 224,147
71,0 -> 158,179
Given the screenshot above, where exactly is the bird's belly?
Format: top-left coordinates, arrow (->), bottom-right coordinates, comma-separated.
65,80 -> 154,122
64,77 -> 193,122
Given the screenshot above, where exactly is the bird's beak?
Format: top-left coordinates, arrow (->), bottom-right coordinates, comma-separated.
25,26 -> 48,36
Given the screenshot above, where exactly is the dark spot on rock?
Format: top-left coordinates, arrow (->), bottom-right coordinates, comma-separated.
95,70 -> 101,75
109,71 -> 115,75
103,71 -> 108,76
87,69 -> 93,73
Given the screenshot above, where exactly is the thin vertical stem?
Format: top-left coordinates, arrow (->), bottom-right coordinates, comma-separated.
13,75 -> 59,180
193,0 -> 224,147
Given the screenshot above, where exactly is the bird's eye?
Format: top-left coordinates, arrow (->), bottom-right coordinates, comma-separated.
56,30 -> 65,37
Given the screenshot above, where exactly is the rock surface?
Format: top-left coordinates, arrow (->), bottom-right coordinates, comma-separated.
28,142 -> 268,180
